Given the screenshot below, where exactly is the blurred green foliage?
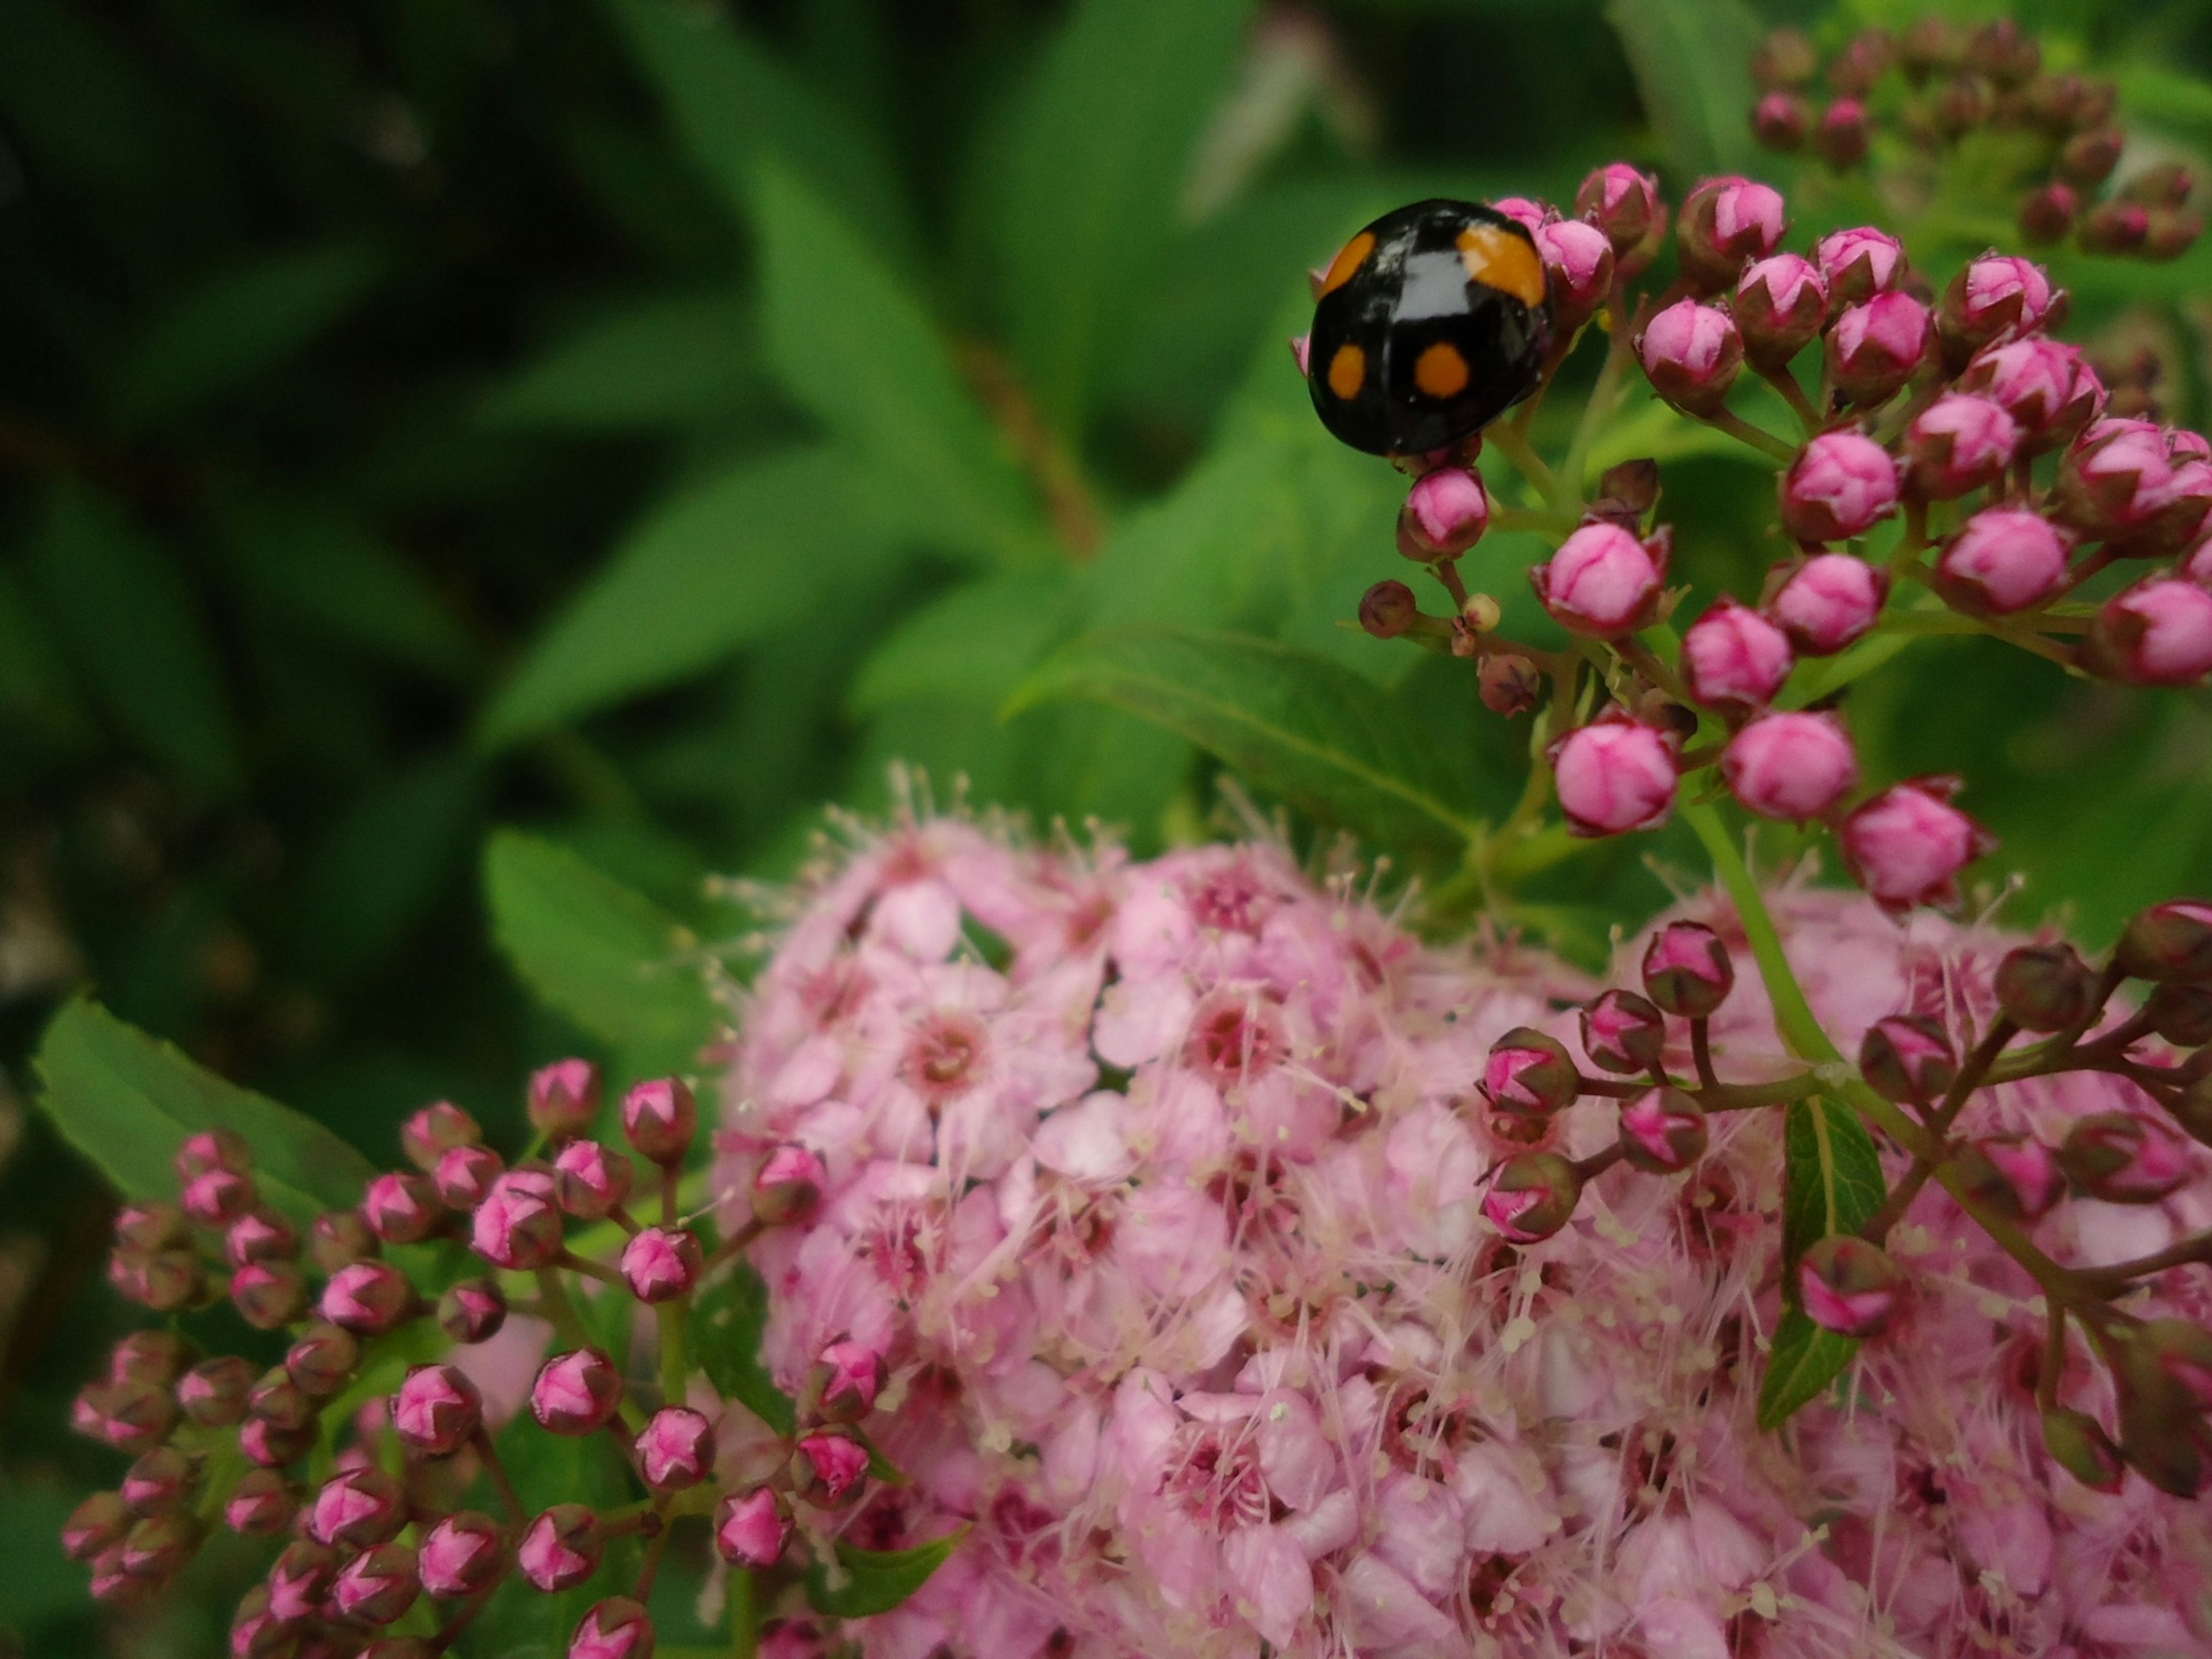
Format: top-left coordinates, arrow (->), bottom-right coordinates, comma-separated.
7,0 -> 2212,1649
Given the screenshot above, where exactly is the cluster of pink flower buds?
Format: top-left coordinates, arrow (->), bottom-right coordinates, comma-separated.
66,1062 -> 910,1657
1749,19 -> 2202,263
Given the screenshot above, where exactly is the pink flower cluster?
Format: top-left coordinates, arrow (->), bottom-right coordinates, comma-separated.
717,815 -> 2212,1658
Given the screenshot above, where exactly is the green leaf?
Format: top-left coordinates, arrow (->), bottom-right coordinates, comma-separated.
599,0 -> 905,243
805,1528 -> 970,1619
292,755 -> 486,980
31,481 -> 243,794
479,291 -> 760,431
34,997 -> 376,1223
483,830 -> 719,1069
1009,627 -> 1482,854
114,243 -> 388,423
0,1486 -> 82,1629
1604,0 -> 1760,178
850,570 -> 1079,713
694,1261 -> 797,1436
478,448 -> 912,746
995,0 -> 1255,433
752,162 -> 1045,568
1757,1095 -> 1887,1429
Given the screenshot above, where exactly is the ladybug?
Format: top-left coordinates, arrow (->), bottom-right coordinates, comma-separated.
1305,199 -> 1555,458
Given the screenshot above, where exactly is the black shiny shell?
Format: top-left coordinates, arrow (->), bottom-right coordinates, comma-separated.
1306,199 -> 1555,457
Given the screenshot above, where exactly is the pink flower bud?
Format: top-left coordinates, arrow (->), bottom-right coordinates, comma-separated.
400,1100 -> 481,1172
1618,1089 -> 1709,1174
438,1277 -> 509,1345
181,1166 -> 255,1228
1959,1133 -> 2065,1223
122,1445 -> 200,1515
1839,776 -> 1994,912
419,1510 -> 507,1599
224,1469 -> 297,1536
109,1328 -> 195,1388
285,1322 -> 361,1397
621,1225 -> 704,1302
1359,578 -> 1420,639
1858,1014 -> 1957,1105
1933,507 -> 2073,615
1680,599 -> 1793,714
520,1505 -> 604,1592
1721,710 -> 1859,821
1642,921 -> 1734,1017
714,1487 -> 789,1569
308,1466 -> 407,1550
1479,1027 -> 1580,1117
571,1598 -> 656,1659
332,1541 -> 419,1626
2116,900 -> 2212,983
106,1245 -> 202,1313
1957,337 -> 2105,450
1825,292 -> 1931,404
1549,714 -> 1678,836
2056,419 -> 2180,538
118,1512 -> 198,1586
1994,942 -> 2099,1031
433,1143 -> 504,1211
309,1208 -> 378,1272
1798,1236 -> 1902,1338
471,1168 -> 564,1271
1676,176 -> 1787,291
224,1209 -> 297,1269
176,1127 -> 251,1181
791,1430 -> 872,1506
1580,988 -> 1666,1074
2081,200 -> 2152,255
1938,255 -> 2060,366
2084,578 -> 2212,686
1752,90 -> 1809,152
1636,298 -> 1743,415
1904,393 -> 2018,498
64,1491 -> 132,1563
1815,96 -> 1869,168
529,1058 -> 603,1142
2021,181 -> 2080,246
72,1378 -> 178,1454
637,1406 -> 717,1489
113,1201 -> 188,1255
1767,552 -> 1888,654
1530,523 -> 1669,637
622,1077 -> 697,1165
88,1546 -> 154,1607
2146,982 -> 2212,1046
1781,430 -> 1900,543
1734,253 -> 1827,369
247,1366 -> 313,1433
394,1363 -> 483,1457
230,1260 -> 309,1330
320,1258 -> 417,1335
752,1143 -> 827,1226
1814,226 -> 1907,305
1482,1152 -> 1583,1243
810,1339 -> 887,1423
1488,196 -> 1548,235
2059,1112 -> 2191,1203
267,1539 -> 337,1623
555,1138 -> 636,1219
1575,162 -> 1665,273
531,1348 -> 624,1435
1535,217 -> 1613,326
363,1171 -> 445,1245
237,1416 -> 314,1469
177,1355 -> 255,1427
228,1585 -> 289,1655
1396,467 -> 1491,559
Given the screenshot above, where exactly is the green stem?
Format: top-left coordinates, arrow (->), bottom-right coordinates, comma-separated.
1696,407 -> 1796,465
1682,803 -> 1836,1062
1486,423 -> 1567,514
1561,292 -> 1639,497
732,1565 -> 759,1659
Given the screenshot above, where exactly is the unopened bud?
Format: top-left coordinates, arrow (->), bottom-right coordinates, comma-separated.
320,1258 -> 417,1335
230,1260 -> 309,1330
2020,182 -> 2080,247
176,1127 -> 252,1181
620,1225 -> 704,1302
309,1207 -> 378,1272
1637,298 -> 1742,415
108,1328 -> 195,1388
1642,921 -> 1734,1018
1858,1014 -> 1957,1105
364,1171 -> 446,1245
248,1366 -> 315,1434
63,1492 -> 132,1561
1751,27 -> 1816,89
1580,988 -> 1666,1074
1681,598 -> 1793,715
308,1465 -> 407,1550
1766,552 -> 1887,656
1676,176 -> 1788,294
113,1201 -> 187,1255
284,1322 -> 361,1398
106,1245 -> 202,1313
400,1100 -> 481,1172
419,1510 -> 509,1599
1735,255 -> 1826,370
532,1347 -> 625,1435
2059,128 -> 2123,189
334,1540 -> 421,1626
1995,942 -> 2099,1031
791,1430 -> 872,1506
118,1512 -> 199,1586
434,1143 -> 504,1211
571,1597 -> 657,1659
1825,293 -> 1932,407
394,1363 -> 483,1458
2143,207 -> 2205,263
520,1505 -> 605,1593
752,1144 -> 827,1226
1936,70 -> 1993,138
1797,1235 -> 1902,1338
1906,395 -> 2020,499
812,1339 -> 888,1423
1830,27 -> 1893,96
715,1487 -> 790,1568
1575,163 -> 1665,275
1839,776 -> 1994,914
224,1209 -> 298,1269
237,1416 -> 315,1468
1478,652 -> 1541,717
1781,430 -> 1902,543
2084,579 -> 2212,688
529,1057 -> 603,1142
471,1168 -> 565,1271
1551,715 -> 1679,838
1480,1027 -> 1580,1118
2060,1111 -> 2191,1203
223,1469 -> 297,1536
267,1539 -> 338,1623
439,1277 -> 509,1345
622,1076 -> 698,1165
1482,1152 -> 1582,1243
71,1378 -> 178,1455
1359,579 -> 1419,640
637,1406 -> 717,1490
1397,466 -> 1492,562
1535,217 -> 1613,329
1815,227 -> 1906,305
2116,900 -> 2212,983
2081,200 -> 2151,255
122,1445 -> 200,1516
1933,507 -> 2072,616
1618,1088 -> 1710,1173
1751,91 -> 1808,153
2147,983 -> 2212,1047
1815,98 -> 1870,168
181,1166 -> 255,1228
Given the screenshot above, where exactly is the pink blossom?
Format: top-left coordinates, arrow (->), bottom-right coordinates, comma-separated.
1826,291 -> 1931,403
1904,392 -> 2020,497
1839,777 -> 1995,912
1396,465 -> 1488,559
1815,225 -> 1907,302
1550,714 -> 1679,835
1676,176 -> 1787,291
1722,710 -> 1859,821
1936,507 -> 2074,615
1681,597 -> 1793,713
1958,336 -> 2105,450
1766,551 -> 1887,653
1637,298 -> 1741,414
1734,252 -> 1827,368
1781,430 -> 1900,542
1575,162 -> 1664,270
1529,521 -> 1668,636
2085,578 -> 2212,685
1535,215 -> 1613,322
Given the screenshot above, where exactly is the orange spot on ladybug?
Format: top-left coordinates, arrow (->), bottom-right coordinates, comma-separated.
1319,231 -> 1376,298
1327,342 -> 1366,400
1457,224 -> 1547,308
1414,341 -> 1470,399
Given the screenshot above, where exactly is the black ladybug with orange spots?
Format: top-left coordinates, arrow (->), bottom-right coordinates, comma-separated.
1306,200 -> 1555,458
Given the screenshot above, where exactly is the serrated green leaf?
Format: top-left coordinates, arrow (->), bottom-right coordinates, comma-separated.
1758,1310 -> 1862,1431
479,291 -> 759,431
995,0 -> 1255,434
695,1261 -> 797,1436
1604,0 -> 1760,178
1009,626 -> 1482,854
599,0 -> 906,244
114,243 -> 388,423
31,481 -> 243,794
1758,1094 -> 1887,1428
805,1528 -> 970,1619
483,831 -> 719,1070
34,997 -> 376,1223
478,448 -> 912,747
752,162 -> 1046,569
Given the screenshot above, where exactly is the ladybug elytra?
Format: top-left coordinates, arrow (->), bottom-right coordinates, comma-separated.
1306,199 -> 1555,457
